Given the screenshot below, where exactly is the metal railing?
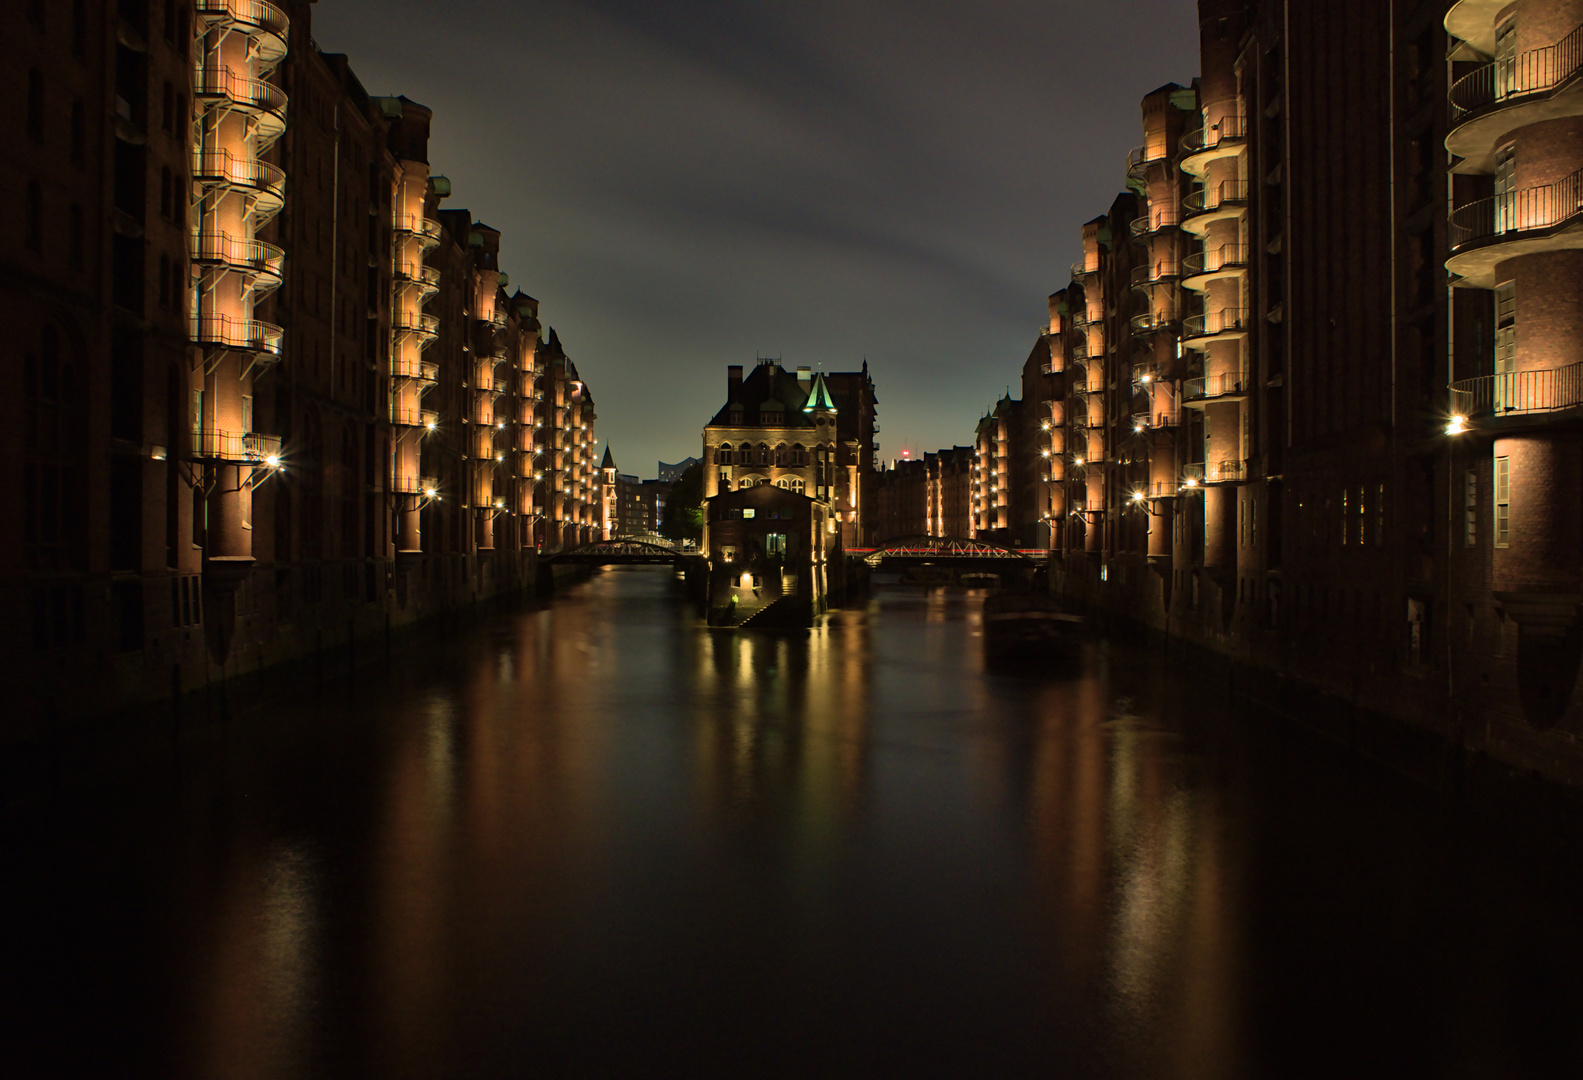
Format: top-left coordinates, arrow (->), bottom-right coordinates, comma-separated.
191,314 -> 284,356
194,66 -> 287,115
193,428 -> 279,462
1130,310 -> 1175,336
392,312 -> 440,338
1450,22 -> 1583,119
1183,179 -> 1250,215
1130,260 -> 1182,287
196,0 -> 289,39
1184,372 -> 1250,401
1183,308 -> 1249,339
191,149 -> 286,199
394,215 -> 443,244
1184,460 -> 1247,484
1450,362 -> 1583,417
1130,208 -> 1182,237
1184,243 -> 1249,275
190,231 -> 284,279
1181,113 -> 1248,156
1450,167 -> 1583,248
390,474 -> 440,496
395,263 -> 441,290
1127,144 -> 1172,177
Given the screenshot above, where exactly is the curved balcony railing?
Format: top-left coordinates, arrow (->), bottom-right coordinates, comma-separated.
395,263 -> 441,293
1184,372 -> 1251,402
190,231 -> 285,288
1071,260 -> 1099,279
392,312 -> 440,340
1130,208 -> 1182,237
1449,362 -> 1583,418
194,67 -> 287,118
1184,243 -> 1249,275
1180,113 -> 1248,156
194,0 -> 288,67
191,314 -> 284,357
390,474 -> 441,496
1070,341 -> 1090,362
192,149 -> 286,203
1450,168 -> 1583,249
395,215 -> 444,247
1183,179 -> 1250,216
1183,307 -> 1249,340
1130,260 -> 1182,288
1450,22 -> 1583,120
392,356 -> 439,383
1127,144 -> 1173,180
1130,310 -> 1176,336
390,407 -> 439,430
1185,460 -> 1247,484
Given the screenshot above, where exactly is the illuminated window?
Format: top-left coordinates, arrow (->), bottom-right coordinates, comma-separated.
1493,455 -> 1510,548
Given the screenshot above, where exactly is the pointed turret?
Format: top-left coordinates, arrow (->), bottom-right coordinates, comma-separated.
601,446 -> 617,471
803,371 -> 837,413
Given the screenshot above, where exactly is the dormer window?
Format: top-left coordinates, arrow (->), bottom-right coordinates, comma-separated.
729,409 -> 743,426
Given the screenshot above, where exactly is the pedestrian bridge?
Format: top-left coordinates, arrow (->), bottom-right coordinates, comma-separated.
850,536 -> 1045,568
546,538 -> 688,565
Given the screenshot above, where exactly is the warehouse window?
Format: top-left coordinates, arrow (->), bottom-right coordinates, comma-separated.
1493,456 -> 1510,548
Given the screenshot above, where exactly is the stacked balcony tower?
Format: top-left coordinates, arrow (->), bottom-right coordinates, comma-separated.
384,98 -> 442,554
1446,0 -> 1583,723
189,0 -> 290,652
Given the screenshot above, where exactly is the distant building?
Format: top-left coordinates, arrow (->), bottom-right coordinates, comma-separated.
703,484 -> 833,625
701,360 -> 878,545
658,458 -> 699,484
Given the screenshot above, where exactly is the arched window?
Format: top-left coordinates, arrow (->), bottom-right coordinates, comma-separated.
717,443 -> 733,465
757,443 -> 770,465
790,478 -> 805,495
774,443 -> 788,467
776,478 -> 789,489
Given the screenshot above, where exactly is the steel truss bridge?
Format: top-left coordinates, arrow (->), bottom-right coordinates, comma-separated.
851,536 -> 1046,568
546,538 -> 688,565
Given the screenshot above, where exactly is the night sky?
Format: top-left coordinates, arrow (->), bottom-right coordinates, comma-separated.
311,0 -> 1202,478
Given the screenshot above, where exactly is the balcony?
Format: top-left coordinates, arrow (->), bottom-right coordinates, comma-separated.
190,231 -> 285,294
1182,243 -> 1248,290
1183,371 -> 1251,405
395,215 -> 444,251
395,263 -> 441,298
191,314 -> 284,359
1447,23 -> 1583,170
1129,208 -> 1182,238
195,0 -> 288,68
1446,168 -> 1583,288
1182,180 -> 1250,235
191,149 -> 286,218
192,428 -> 279,463
1182,307 -> 1250,345
1180,113 -> 1248,176
391,474 -> 441,496
1449,362 -> 1583,420
1185,460 -> 1247,484
1070,259 -> 1099,280
1126,143 -> 1173,182
1129,259 -> 1182,289
1130,310 -> 1176,337
393,311 -> 440,343
195,67 -> 287,148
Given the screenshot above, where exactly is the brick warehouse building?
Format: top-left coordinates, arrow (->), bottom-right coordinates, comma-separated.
0,0 -> 604,742
945,0 -> 1583,783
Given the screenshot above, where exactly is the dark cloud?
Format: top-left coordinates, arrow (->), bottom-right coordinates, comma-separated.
311,0 -> 1200,474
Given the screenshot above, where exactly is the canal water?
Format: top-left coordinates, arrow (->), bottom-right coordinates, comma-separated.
3,566 -> 1582,1078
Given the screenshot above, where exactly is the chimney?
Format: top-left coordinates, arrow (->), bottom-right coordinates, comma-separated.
797,366 -> 812,386
728,364 -> 743,397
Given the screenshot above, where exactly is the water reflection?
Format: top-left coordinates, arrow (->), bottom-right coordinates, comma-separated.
5,567 -> 1583,1078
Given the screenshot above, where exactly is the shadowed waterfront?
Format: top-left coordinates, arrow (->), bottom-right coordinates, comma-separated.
3,566 -> 1582,1078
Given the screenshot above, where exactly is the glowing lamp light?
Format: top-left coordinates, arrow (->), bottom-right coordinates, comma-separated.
1074,457 -> 1085,466
1135,423 -> 1146,434
426,420 -> 437,431
1446,414 -> 1468,436
1183,477 -> 1199,489
1130,490 -> 1147,504
1141,373 -> 1152,384
496,454 -> 504,462
424,487 -> 438,498
497,421 -> 505,429
1041,450 -> 1051,458
264,454 -> 281,468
